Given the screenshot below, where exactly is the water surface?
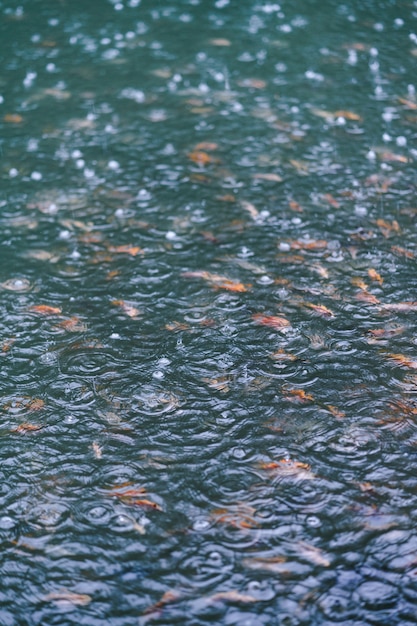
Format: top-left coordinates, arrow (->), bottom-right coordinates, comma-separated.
1,0 -> 417,624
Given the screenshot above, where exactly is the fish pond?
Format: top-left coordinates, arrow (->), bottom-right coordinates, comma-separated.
1,0 -> 417,624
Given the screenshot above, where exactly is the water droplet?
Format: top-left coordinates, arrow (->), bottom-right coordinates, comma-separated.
31,171 -> 42,181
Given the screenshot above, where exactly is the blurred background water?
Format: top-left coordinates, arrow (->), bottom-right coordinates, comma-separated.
1,0 -> 417,624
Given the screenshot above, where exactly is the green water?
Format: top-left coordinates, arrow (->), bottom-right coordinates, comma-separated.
1,0 -> 417,624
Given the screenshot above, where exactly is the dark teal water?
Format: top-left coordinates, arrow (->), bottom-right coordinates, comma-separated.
1,0 -> 417,624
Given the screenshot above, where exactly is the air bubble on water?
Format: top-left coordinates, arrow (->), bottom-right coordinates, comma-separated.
355,206 -> 368,216
110,332 -> 121,339
48,18 -> 59,26
193,518 -> 210,531
221,323 -> 237,337
306,515 -> 321,527
152,370 -> 165,380
260,3 -> 281,13
209,551 -> 222,563
259,209 -> 270,220
238,51 -> 256,62
238,246 -> 253,258
258,275 -> 274,285
158,357 -> 171,367
103,49 -> 119,60
279,242 -> 291,252
40,351 -> 58,365
305,70 -> 324,81
366,150 -> 376,161
23,71 -> 37,87
9,168 -> 18,178
275,62 -> 287,72
291,217 -> 302,225
108,160 -> 120,170
394,18 -> 404,27
382,110 -> 395,123
58,230 -> 71,240
75,159 -> 85,169
382,133 -> 391,142
0,516 -> 16,530
396,136 -> 407,147
64,415 -> 78,424
46,63 -> 56,73
31,171 -> 42,181
114,3 -> 124,10
165,230 -> 177,240
347,50 -> 358,65
327,251 -> 344,262
70,249 -> 81,260
137,188 -> 151,201
84,168 -> 95,179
